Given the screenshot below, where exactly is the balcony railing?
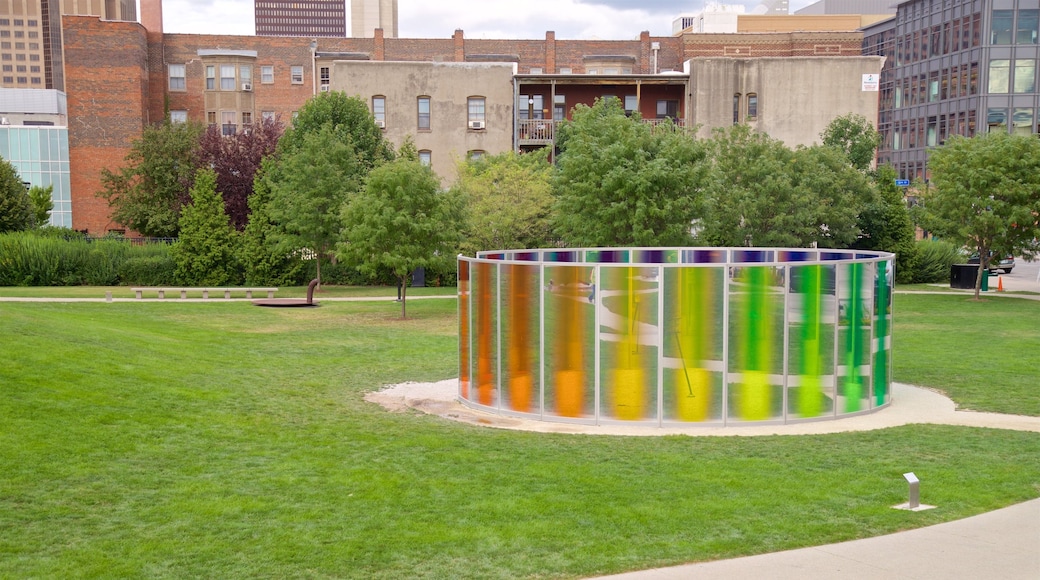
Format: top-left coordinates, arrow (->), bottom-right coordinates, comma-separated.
517,117 -> 688,147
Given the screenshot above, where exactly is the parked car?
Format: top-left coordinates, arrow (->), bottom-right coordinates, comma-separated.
968,252 -> 1015,274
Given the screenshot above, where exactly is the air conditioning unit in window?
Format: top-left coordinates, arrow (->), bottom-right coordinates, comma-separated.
468,120 -> 485,130
319,84 -> 330,92
241,82 -> 252,91
374,119 -> 385,128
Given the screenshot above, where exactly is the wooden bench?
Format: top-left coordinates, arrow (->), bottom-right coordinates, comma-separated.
131,287 -> 278,299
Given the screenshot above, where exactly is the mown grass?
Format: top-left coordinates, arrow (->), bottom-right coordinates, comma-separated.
0,294 -> 1038,578
0,284 -> 457,299
894,293 -> 1040,415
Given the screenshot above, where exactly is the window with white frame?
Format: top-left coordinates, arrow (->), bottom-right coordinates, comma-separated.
168,64 -> 186,91
468,97 -> 486,128
261,111 -> 276,123
221,111 -> 236,135
291,66 -> 304,84
206,65 -> 215,90
418,96 -> 431,130
240,65 -> 252,89
242,111 -> 252,128
320,66 -> 330,86
220,65 -> 235,90
746,93 -> 758,121
419,150 -> 431,166
468,150 -> 486,161
169,110 -> 188,123
624,95 -> 637,116
261,65 -> 274,84
372,96 -> 386,126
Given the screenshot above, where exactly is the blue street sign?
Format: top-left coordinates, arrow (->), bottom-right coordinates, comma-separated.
895,179 -> 911,187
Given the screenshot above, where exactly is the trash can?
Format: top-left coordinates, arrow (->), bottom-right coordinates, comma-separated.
950,264 -> 979,289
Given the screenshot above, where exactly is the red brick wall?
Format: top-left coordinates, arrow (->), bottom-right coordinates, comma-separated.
63,16 -> 150,234
682,32 -> 864,59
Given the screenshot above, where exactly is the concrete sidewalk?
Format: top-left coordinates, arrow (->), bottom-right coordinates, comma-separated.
593,498 -> 1040,580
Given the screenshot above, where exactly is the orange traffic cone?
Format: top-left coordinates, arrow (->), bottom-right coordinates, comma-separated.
997,276 -> 1004,292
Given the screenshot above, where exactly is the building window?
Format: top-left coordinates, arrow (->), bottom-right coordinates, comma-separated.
746,93 -> 758,121
554,94 -> 566,121
320,66 -> 330,86
418,150 -> 431,166
261,111 -> 276,122
468,97 -> 485,128
168,64 -> 186,91
242,112 -> 253,127
1014,60 -> 1035,93
220,65 -> 235,90
240,65 -> 252,88
261,65 -> 274,84
733,94 -> 741,124
372,96 -> 385,126
1018,10 -> 1039,44
1013,108 -> 1033,135
170,110 -> 188,123
468,150 -> 486,161
519,94 -> 543,120
987,108 -> 1007,133
989,59 -> 1010,93
291,66 -> 304,84
624,95 -> 638,116
207,111 -> 217,127
222,111 -> 236,135
530,67 -> 543,74
559,67 -> 572,74
991,10 -> 1014,45
206,65 -> 215,90
417,96 -> 431,130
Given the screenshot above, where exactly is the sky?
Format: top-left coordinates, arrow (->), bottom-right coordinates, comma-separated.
159,1 -> 821,40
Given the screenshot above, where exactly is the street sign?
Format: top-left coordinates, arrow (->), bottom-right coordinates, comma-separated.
895,179 -> 911,187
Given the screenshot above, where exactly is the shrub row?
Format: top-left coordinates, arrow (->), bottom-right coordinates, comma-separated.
0,231 -> 457,288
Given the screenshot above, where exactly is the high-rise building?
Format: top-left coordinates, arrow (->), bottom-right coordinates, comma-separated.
351,0 -> 396,38
255,0 -> 347,37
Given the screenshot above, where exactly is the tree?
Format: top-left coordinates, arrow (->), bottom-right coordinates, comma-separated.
171,169 -> 242,286
552,97 -> 709,247
340,158 -> 461,319
28,185 -> 53,228
98,120 -> 204,237
922,131 -> 1040,299
197,116 -> 283,230
700,125 -> 868,248
277,91 -> 394,171
0,157 -> 33,233
262,125 -> 363,287
240,168 -> 304,286
854,165 -> 918,283
452,150 -> 553,255
820,113 -> 881,172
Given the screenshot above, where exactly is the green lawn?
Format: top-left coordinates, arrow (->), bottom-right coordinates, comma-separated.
0,294 -> 1038,578
894,293 -> 1040,415
0,284 -> 457,299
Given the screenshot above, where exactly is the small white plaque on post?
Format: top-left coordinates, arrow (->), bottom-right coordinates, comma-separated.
894,471 -> 936,511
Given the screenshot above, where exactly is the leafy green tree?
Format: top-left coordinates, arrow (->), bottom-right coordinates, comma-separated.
854,165 -> 918,283
263,125 -> 362,286
0,157 -> 33,233
98,120 -> 204,237
820,113 -> 881,172
28,185 -> 53,227
340,158 -> 461,318
277,92 -> 394,170
240,169 -> 304,286
700,125 -> 868,248
922,131 -> 1040,298
552,97 -> 709,246
452,150 -> 553,255
171,169 -> 242,286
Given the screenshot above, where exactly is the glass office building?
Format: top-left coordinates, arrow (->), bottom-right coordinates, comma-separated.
0,126 -> 71,227
864,0 -> 1040,182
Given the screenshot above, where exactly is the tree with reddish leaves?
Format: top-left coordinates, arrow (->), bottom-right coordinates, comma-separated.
196,116 -> 283,230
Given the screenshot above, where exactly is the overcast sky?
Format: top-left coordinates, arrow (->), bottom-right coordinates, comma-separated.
160,1 -> 820,39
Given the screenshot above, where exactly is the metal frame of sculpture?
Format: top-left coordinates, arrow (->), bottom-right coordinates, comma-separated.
457,248 -> 894,427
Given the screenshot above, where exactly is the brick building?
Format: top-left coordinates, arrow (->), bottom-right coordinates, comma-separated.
50,0 -> 876,234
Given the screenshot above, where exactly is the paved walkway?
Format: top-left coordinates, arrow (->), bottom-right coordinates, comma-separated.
593,498 -> 1040,580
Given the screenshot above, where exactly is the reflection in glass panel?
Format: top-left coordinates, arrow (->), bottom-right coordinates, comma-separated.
987,108 -> 1007,132
1017,9 -> 1039,44
1013,108 -> 1033,135
663,267 -> 724,423
600,266 -> 659,421
727,265 -> 785,422
991,10 -> 1013,45
988,59 -> 1010,93
1014,59 -> 1036,93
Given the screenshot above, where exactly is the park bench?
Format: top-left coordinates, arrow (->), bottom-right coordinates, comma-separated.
131,287 -> 278,299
